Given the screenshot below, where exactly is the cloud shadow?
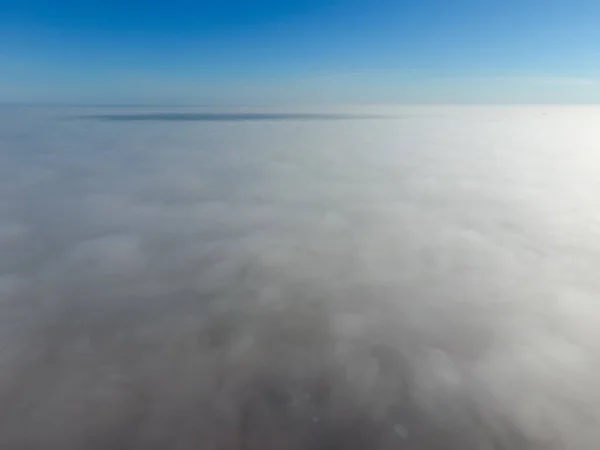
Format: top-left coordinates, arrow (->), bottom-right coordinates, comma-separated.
77,112 -> 386,122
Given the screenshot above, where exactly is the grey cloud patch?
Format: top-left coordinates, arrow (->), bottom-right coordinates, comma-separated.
78,112 -> 386,122
2,105 -> 600,449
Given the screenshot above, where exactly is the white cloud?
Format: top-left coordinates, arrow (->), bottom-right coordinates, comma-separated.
497,76 -> 599,86
455,75 -> 600,86
2,105 -> 600,448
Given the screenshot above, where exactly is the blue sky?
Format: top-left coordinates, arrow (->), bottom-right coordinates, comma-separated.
2,0 -> 600,104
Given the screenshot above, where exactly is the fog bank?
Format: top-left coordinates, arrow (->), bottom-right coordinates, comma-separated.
2,106 -> 600,449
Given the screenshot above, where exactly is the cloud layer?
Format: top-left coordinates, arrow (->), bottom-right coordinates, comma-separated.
2,105 -> 600,449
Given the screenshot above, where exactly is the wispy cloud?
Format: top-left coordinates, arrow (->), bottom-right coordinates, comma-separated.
457,75 -> 600,86
300,71 -> 366,80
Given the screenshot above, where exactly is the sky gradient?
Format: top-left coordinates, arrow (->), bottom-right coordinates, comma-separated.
2,0 -> 600,104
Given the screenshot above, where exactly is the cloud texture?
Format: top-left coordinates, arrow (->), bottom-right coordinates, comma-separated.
2,105 -> 600,449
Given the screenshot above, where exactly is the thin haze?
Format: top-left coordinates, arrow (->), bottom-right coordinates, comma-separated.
2,0 -> 600,104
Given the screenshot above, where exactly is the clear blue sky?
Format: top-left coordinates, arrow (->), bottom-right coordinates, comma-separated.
2,0 -> 600,104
